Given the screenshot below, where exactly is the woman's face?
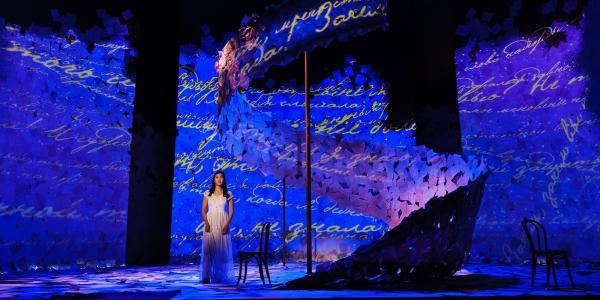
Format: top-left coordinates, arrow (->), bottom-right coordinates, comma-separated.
214,173 -> 224,186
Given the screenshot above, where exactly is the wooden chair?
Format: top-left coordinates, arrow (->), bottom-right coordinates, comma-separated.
237,222 -> 271,285
522,218 -> 575,289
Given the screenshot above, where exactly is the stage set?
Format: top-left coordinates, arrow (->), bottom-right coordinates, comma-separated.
1,0 -> 600,299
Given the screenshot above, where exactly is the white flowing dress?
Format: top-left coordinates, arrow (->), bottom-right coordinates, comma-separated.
201,190 -> 235,283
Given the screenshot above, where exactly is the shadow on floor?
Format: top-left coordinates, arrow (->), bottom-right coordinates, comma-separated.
390,274 -> 523,291
284,273 -> 524,292
48,290 -> 182,299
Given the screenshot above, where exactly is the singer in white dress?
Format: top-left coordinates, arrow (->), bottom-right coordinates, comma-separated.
201,170 -> 235,284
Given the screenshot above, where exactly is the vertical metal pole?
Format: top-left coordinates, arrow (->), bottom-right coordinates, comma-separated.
304,50 -> 312,275
282,178 -> 287,266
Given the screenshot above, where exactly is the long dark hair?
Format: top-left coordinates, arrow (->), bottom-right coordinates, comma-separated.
209,170 -> 229,197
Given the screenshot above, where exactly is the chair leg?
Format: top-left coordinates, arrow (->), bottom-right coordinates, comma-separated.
243,259 -> 249,283
550,255 -> 559,289
546,255 -> 551,287
263,255 -> 272,284
531,256 -> 537,287
564,255 -> 575,289
256,256 -> 265,285
237,254 -> 244,285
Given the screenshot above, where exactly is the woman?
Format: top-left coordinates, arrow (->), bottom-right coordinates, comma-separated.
201,170 -> 235,284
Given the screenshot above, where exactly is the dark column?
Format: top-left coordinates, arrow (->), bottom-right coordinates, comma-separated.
126,0 -> 181,265
410,0 -> 462,155
384,0 -> 462,155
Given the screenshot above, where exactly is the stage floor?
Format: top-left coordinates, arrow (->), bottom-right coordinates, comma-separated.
0,262 -> 598,299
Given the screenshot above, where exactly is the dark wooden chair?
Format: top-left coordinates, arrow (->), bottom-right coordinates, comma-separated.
521,218 -> 575,289
237,222 -> 271,285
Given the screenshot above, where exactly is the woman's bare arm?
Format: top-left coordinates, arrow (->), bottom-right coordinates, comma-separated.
202,194 -> 210,232
223,192 -> 234,234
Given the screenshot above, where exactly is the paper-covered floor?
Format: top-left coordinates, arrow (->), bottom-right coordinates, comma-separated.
1,262 -> 598,299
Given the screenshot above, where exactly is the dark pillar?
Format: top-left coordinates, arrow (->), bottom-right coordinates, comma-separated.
386,0 -> 462,155
411,0 -> 462,155
126,0 -> 181,265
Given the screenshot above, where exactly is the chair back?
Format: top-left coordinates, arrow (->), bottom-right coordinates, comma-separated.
522,218 -> 549,254
259,222 -> 271,256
